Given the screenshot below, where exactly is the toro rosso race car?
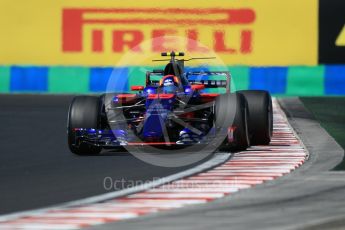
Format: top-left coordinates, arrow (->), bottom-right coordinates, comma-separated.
67,51 -> 273,155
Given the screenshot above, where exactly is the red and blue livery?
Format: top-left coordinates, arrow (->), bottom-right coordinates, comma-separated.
67,52 -> 273,155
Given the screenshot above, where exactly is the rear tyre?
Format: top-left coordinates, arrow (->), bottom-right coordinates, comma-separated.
238,90 -> 273,145
67,96 -> 102,155
214,93 -> 250,151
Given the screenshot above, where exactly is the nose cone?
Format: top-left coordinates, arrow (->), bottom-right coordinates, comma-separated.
143,94 -> 176,141
142,114 -> 165,141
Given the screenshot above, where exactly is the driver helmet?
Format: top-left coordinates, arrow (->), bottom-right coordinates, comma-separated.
161,76 -> 177,93
163,77 -> 174,86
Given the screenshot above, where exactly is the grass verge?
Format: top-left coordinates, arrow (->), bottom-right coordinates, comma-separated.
300,97 -> 345,170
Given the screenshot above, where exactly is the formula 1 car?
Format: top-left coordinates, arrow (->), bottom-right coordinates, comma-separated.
67,51 -> 272,155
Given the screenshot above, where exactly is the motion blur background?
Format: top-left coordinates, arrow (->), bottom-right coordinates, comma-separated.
0,0 -> 344,95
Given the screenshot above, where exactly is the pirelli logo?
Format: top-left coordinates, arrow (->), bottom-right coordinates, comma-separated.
62,8 -> 255,54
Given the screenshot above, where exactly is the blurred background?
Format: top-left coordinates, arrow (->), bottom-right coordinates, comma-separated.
0,0 -> 343,96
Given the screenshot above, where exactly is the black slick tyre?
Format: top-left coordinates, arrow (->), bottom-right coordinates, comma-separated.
238,90 -> 273,145
67,96 -> 102,155
214,93 -> 250,151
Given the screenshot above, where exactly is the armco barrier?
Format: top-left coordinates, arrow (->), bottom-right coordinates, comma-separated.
1,65 -> 344,95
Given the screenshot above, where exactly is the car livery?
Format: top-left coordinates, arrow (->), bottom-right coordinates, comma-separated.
67,51 -> 273,155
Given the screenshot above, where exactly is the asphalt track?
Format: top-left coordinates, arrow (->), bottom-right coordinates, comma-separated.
90,98 -> 345,230
2,95 -> 345,230
0,97 -> 309,230
0,95 -> 211,215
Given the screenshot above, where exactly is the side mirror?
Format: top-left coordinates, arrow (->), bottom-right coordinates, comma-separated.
191,84 -> 205,91
131,86 -> 144,91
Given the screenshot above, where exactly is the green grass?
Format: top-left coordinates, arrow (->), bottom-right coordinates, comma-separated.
300,97 -> 345,170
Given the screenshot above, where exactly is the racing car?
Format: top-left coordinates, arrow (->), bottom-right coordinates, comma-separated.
67,51 -> 273,155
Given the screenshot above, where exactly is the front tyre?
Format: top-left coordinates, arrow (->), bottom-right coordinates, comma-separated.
214,93 -> 250,152
238,90 -> 273,145
67,96 -> 102,155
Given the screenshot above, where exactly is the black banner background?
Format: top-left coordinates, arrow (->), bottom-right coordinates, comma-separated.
319,0 -> 345,63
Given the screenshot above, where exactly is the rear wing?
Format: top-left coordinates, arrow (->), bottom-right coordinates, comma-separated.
186,71 -> 230,93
